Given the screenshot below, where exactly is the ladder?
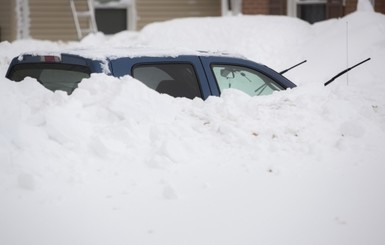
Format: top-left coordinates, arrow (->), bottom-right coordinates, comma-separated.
70,0 -> 98,40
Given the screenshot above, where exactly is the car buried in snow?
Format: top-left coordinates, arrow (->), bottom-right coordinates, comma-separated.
5,48 -> 297,99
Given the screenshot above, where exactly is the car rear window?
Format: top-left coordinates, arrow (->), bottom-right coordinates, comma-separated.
8,63 -> 91,94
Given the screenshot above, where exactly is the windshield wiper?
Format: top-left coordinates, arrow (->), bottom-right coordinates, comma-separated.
280,60 -> 307,75
324,58 -> 371,86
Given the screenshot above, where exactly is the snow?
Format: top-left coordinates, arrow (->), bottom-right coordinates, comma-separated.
357,0 -> 375,12
1,11 -> 385,245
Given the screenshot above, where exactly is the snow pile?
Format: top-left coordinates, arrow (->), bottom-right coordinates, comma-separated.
1,11 -> 385,245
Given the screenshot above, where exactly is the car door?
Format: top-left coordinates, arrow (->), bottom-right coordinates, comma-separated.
110,56 -> 212,99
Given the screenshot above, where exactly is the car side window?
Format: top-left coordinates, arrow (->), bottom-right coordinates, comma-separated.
211,64 -> 283,96
132,63 -> 202,99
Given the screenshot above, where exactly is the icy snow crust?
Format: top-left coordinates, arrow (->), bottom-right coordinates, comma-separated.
1,11 -> 385,245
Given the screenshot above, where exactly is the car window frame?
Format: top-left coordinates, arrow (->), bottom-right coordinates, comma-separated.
199,56 -> 296,97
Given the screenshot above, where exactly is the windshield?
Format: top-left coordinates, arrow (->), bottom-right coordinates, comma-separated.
211,64 -> 283,96
8,63 -> 91,94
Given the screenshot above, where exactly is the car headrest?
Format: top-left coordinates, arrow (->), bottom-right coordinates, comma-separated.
156,80 -> 196,99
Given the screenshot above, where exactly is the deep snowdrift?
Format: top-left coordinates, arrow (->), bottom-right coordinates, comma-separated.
0,10 -> 385,245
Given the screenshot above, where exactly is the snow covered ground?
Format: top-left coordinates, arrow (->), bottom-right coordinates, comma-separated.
0,7 -> 385,245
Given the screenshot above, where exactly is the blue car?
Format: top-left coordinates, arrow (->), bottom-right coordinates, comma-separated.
6,49 -> 296,99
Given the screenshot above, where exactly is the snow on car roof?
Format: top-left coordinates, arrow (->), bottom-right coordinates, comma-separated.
18,47 -> 245,61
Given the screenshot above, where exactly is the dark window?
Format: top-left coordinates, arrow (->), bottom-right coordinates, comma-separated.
211,64 -> 283,96
132,63 -> 202,99
95,9 -> 127,34
8,63 -> 90,94
297,1 -> 326,24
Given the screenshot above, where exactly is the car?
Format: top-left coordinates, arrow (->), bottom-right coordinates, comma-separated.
5,48 -> 297,99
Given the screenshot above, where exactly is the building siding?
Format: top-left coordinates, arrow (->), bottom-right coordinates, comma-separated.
242,0 -> 286,15
242,0 -> 384,19
0,0 -> 17,41
269,0 -> 287,15
345,0 -> 358,14
136,0 -> 221,30
375,0 -> 385,13
242,0 -> 269,14
27,0 -> 221,41
347,0 -> 385,14
2,0 -> 383,42
29,0 -> 79,41
337,0 -> 385,15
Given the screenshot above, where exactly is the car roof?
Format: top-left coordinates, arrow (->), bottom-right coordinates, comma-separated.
16,47 -> 246,62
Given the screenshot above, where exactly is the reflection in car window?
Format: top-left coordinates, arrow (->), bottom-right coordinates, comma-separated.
132,63 -> 202,99
9,63 -> 90,94
211,64 -> 283,96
